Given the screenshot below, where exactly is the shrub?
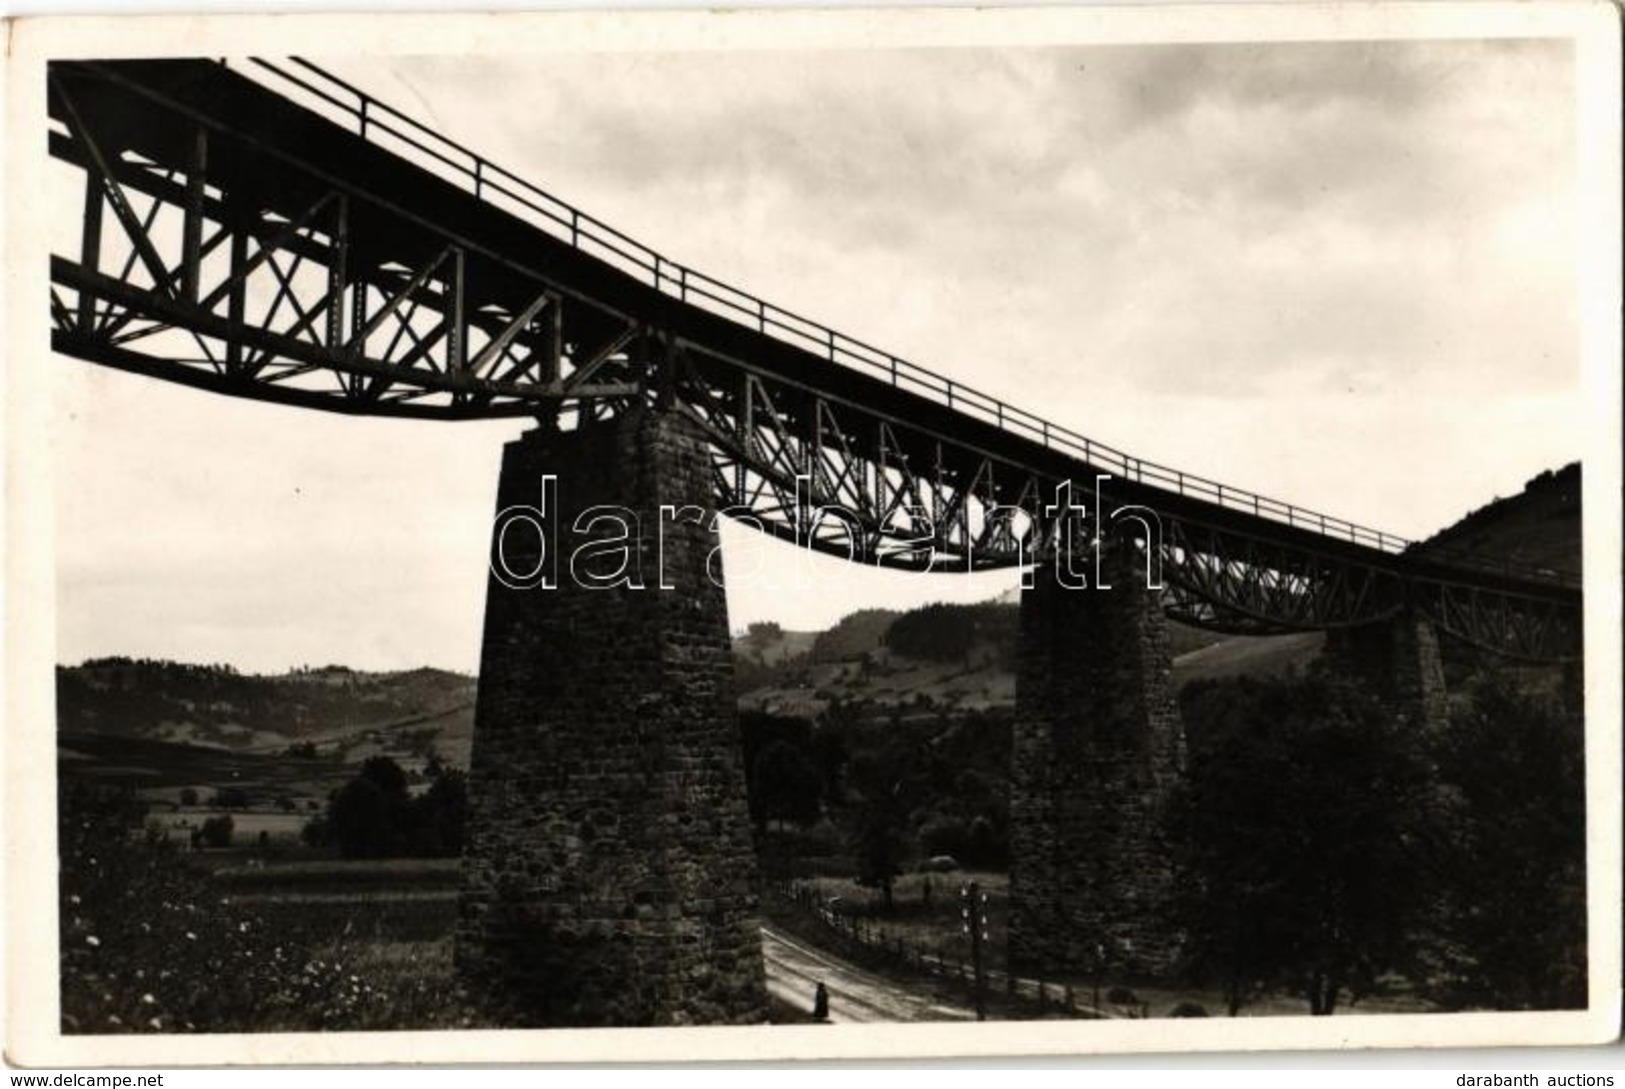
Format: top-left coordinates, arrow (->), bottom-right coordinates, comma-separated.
413,769 -> 467,858
963,814 -> 1008,868
747,741 -> 822,831
920,817 -> 969,860
197,815 -> 234,849
329,777 -> 396,859
317,757 -> 468,859
210,787 -> 250,810
300,815 -> 329,848
57,781 -> 479,1033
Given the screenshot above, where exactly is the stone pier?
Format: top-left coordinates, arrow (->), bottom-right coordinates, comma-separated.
1323,612 -> 1450,735
1007,547 -> 1187,979
455,407 -> 768,1026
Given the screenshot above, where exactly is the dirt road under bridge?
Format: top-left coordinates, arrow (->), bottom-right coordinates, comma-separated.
761,925 -> 977,1023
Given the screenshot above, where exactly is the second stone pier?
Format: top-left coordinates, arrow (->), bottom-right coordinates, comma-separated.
1007,546 -> 1187,979
1323,611 -> 1451,736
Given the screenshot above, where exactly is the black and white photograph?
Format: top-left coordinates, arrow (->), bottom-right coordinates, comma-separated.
4,3 -> 1620,1065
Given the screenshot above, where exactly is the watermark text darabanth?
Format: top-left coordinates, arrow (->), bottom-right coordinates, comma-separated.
489,473 -> 1163,592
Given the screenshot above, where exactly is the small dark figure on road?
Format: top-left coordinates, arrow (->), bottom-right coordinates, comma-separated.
813,982 -> 830,1022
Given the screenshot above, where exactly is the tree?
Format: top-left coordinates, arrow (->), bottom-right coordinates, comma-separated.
965,814 -> 1006,868
198,814 -> 234,849
739,712 -> 821,829
1170,672 -> 1438,1015
414,768 -> 468,857
328,777 -> 396,858
883,602 -> 1015,665
811,705 -> 856,807
315,755 -> 468,859
1429,676 -> 1586,1009
210,786 -> 250,809
845,741 -> 925,913
748,740 -> 822,833
325,756 -> 411,858
744,620 -> 783,647
300,813 -> 329,848
358,755 -> 410,799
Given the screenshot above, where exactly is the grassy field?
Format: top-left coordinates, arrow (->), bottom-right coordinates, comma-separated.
214,857 -> 462,888
63,840 -> 838,1030
797,869 -> 1012,970
209,857 -> 464,944
59,728 -> 460,813
60,731 -> 349,809
148,809 -> 311,846
237,890 -> 460,946
303,936 -> 477,1027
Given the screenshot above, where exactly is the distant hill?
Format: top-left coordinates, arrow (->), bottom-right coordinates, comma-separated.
1412,462 -> 1581,577
729,595 -> 1230,719
810,608 -> 902,662
56,658 -> 476,763
734,622 -> 819,668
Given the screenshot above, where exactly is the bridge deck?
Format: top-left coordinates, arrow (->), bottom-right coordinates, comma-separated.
45,57 -> 1580,630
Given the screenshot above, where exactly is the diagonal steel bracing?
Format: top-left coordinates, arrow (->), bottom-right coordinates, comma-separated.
44,57 -> 1582,663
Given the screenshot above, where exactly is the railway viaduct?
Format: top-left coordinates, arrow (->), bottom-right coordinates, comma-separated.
46,58 -> 1582,1025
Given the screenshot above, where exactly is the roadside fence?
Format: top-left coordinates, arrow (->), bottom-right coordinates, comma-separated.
770,880 -> 1156,1020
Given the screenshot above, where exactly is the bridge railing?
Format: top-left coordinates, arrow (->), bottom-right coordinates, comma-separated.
229,57 -> 1577,590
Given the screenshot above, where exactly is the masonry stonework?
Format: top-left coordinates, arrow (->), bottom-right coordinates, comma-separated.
1007,546 -> 1187,979
1323,612 -> 1450,736
455,407 -> 768,1027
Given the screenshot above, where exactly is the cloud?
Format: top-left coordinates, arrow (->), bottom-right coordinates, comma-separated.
49,38 -> 1583,667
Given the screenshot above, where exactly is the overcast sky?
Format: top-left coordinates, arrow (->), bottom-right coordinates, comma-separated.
52,37 -> 1581,673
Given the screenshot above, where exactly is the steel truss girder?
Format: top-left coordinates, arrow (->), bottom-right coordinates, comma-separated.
660,339 -> 1576,659
1156,518 -> 1405,635
44,60 -> 1582,663
48,66 -> 643,418
668,341 -> 1042,572
1419,581 -> 1582,663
